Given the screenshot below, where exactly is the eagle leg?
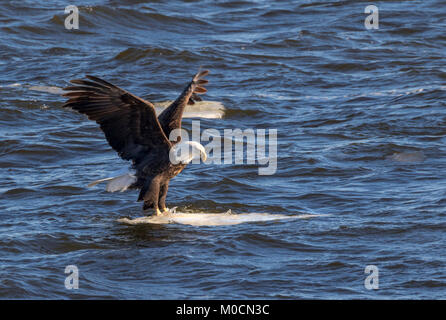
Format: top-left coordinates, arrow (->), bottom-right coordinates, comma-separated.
158,182 -> 170,214
139,177 -> 162,216
142,201 -> 162,216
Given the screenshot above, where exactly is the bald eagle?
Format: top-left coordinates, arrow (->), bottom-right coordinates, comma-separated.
62,70 -> 209,215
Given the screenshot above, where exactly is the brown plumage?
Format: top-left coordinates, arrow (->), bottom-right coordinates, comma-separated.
62,70 -> 209,215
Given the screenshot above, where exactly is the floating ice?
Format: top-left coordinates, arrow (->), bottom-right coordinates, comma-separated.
117,210 -> 328,226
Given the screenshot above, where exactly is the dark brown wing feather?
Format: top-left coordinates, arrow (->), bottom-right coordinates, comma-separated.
62,75 -> 171,165
157,70 -> 209,140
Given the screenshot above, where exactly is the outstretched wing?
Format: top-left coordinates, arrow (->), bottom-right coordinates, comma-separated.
158,70 -> 209,140
62,75 -> 171,165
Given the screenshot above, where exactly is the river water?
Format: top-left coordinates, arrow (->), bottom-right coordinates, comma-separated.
0,0 -> 445,299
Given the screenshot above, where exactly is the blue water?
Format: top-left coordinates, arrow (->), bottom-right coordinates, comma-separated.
0,0 -> 445,299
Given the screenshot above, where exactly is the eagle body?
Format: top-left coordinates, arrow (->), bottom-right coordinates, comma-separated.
62,70 -> 209,215
133,151 -> 187,212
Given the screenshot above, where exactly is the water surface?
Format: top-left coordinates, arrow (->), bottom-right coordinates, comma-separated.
0,0 -> 445,299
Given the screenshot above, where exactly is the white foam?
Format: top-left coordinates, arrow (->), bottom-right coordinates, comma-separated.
387,151 -> 425,163
256,85 -> 446,102
117,210 -> 328,226
29,85 -> 65,94
154,100 -> 225,119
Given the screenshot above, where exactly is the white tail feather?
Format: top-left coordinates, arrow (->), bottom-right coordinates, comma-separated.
87,177 -> 114,188
87,173 -> 137,193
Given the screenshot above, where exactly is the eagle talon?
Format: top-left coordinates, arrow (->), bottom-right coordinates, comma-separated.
157,208 -> 169,215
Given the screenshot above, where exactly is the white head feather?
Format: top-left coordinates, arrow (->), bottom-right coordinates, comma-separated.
169,141 -> 207,164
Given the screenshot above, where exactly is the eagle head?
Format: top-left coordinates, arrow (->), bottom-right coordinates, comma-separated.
169,141 -> 207,164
